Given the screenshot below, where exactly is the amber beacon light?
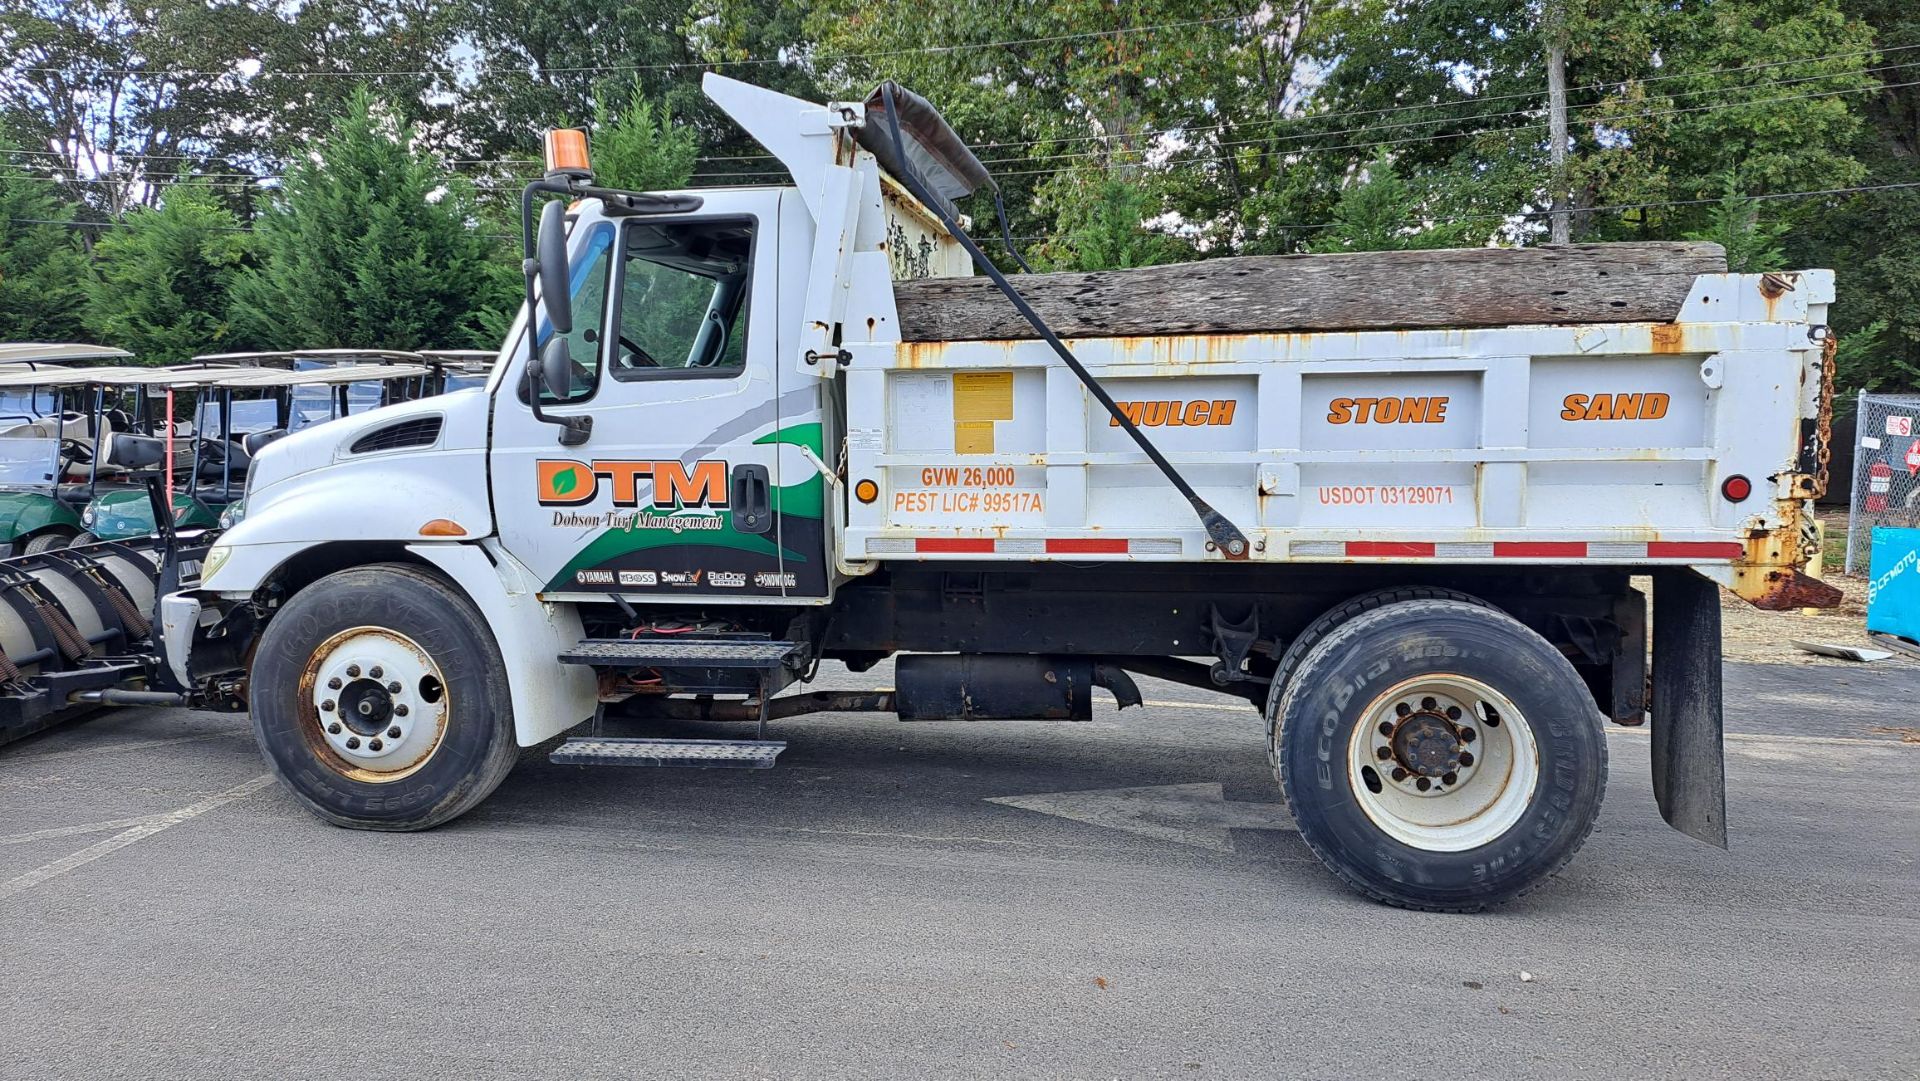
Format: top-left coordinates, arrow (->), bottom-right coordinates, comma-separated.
544,129 -> 591,178
854,479 -> 880,504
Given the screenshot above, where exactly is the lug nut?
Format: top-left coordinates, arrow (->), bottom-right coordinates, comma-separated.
1376,746 -> 1391,760
345,736 -> 360,749
1421,696 -> 1437,710
327,722 -> 342,735
369,739 -> 383,751
320,699 -> 335,712
1390,767 -> 1408,782
1459,728 -> 1476,744
1378,721 -> 1394,736
1441,771 -> 1458,786
395,705 -> 409,717
1394,703 -> 1411,717
387,681 -> 402,694
370,666 -> 383,679
387,726 -> 402,739
1445,705 -> 1461,720
346,665 -> 360,677
1459,751 -> 1475,767
327,677 -> 342,690
1416,777 -> 1432,792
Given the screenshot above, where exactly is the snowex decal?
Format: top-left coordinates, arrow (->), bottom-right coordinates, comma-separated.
538,424 -> 831,598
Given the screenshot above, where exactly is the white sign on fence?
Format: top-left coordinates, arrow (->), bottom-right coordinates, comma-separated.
1888,415 -> 1914,437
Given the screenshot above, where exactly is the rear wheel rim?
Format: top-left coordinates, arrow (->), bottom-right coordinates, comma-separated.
298,626 -> 450,783
1345,674 -> 1539,852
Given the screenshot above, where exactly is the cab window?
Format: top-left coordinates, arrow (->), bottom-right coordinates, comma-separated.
610,218 -> 753,379
538,221 -> 616,403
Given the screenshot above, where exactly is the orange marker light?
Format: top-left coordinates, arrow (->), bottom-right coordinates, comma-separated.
544,129 -> 591,177
420,519 -> 468,537
854,479 -> 879,504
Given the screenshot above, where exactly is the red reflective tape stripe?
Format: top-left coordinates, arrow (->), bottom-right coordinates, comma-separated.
1492,542 -> 1588,558
916,538 -> 995,553
1347,541 -> 1435,558
1647,541 -> 1743,560
1046,538 -> 1129,554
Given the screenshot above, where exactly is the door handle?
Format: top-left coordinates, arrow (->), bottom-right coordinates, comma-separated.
731,464 -> 772,535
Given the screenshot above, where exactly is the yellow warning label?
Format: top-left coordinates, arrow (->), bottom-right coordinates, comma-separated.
953,371 -> 1013,423
954,421 -> 995,455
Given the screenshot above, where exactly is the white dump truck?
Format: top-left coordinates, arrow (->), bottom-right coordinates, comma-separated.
137,76 -> 1837,909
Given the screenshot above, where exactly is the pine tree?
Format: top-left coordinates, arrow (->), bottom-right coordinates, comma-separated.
592,85 -> 700,192
0,140 -> 90,341
1684,172 -> 1789,274
1308,154 -> 1471,254
229,88 -> 502,351
83,181 -> 254,363
1038,173 -> 1186,272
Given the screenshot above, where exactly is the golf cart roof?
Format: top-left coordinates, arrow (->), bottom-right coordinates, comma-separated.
419,349 -> 496,363
291,348 -> 429,365
0,343 -> 134,366
192,351 -> 297,367
94,364 -> 285,388
223,363 -> 433,387
0,365 -> 138,387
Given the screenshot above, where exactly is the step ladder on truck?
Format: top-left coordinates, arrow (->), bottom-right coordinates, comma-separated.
9,74 -> 1835,910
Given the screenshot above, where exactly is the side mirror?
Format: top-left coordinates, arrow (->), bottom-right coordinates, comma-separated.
539,336 -> 574,400
537,199 -> 571,335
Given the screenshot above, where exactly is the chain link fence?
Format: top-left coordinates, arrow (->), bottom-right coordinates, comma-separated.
1844,391 -> 1920,575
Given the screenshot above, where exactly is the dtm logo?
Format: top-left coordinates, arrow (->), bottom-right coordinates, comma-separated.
538,459 -> 729,508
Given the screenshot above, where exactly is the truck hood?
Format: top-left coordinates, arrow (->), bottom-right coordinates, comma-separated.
246,388 -> 488,498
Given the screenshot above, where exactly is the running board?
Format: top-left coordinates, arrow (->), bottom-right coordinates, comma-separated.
549,736 -> 786,769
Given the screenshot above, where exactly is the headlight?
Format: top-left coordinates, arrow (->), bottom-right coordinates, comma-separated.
202,543 -> 232,583
218,499 -> 247,530
80,504 -> 95,527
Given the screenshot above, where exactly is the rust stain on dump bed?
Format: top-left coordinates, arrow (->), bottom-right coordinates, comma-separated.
1650,323 -> 1685,354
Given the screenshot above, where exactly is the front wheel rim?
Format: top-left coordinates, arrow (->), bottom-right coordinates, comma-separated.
1345,674 -> 1540,852
298,626 -> 450,783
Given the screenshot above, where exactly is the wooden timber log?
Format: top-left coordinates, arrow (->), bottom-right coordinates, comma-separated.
892,241 -> 1727,342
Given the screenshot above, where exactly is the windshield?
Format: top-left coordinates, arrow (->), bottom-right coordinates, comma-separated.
194,396 -> 281,434
0,388 -> 56,425
0,437 -> 61,489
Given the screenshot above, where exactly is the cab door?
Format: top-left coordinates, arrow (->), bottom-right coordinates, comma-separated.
489,191 -> 824,601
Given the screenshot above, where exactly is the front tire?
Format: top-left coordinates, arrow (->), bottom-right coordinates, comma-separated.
250,562 -> 519,831
21,529 -> 75,555
1273,599 -> 1606,911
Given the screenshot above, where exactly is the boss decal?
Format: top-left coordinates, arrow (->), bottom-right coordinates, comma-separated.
537,459 -> 730,508
1560,392 -> 1671,421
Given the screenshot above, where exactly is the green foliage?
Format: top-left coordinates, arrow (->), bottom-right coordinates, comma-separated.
591,87 -> 701,192
1683,173 -> 1789,274
0,142 -> 89,341
82,182 -> 253,363
1035,174 -> 1187,271
1307,155 -> 1473,254
229,90 -> 505,351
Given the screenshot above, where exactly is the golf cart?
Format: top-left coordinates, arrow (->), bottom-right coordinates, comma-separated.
0,361 -> 148,554
419,349 -> 498,393
79,360 -> 431,542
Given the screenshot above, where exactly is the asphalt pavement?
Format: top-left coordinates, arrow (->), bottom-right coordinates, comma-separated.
1,659 -> 1916,1080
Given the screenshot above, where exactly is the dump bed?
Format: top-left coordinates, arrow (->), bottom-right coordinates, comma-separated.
841,245 -> 1834,609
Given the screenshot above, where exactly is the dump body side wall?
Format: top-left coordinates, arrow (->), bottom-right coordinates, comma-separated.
840,271 -> 1833,603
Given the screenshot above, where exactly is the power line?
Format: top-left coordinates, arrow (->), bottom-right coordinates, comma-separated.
7,36 -> 1910,177
7,15 -> 1251,80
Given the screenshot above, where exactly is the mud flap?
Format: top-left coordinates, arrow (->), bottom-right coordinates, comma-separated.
1651,569 -> 1728,848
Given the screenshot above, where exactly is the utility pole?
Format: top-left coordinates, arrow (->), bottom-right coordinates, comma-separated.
1546,0 -> 1571,244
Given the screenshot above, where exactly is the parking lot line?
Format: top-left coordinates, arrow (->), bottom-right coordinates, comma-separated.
0,774 -> 273,902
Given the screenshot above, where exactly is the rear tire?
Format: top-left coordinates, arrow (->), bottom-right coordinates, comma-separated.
250,562 -> 519,831
1273,599 -> 1605,911
69,531 -> 98,547
1266,586 -> 1488,766
20,529 -> 75,555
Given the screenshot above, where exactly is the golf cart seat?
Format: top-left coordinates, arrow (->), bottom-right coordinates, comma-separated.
241,428 -> 287,455
103,432 -> 166,471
